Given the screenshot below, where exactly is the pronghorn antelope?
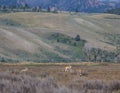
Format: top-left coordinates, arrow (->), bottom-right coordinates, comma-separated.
20,68 -> 28,73
76,69 -> 88,77
64,65 -> 72,72
11,69 -> 19,75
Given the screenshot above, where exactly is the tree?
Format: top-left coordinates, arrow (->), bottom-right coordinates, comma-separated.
114,45 -> 120,62
2,5 -> 7,10
83,47 -> 91,62
10,5 -> 17,11
33,6 -> 41,12
91,48 -> 101,62
101,50 -> 105,62
75,35 -> 80,41
47,6 -> 51,12
37,6 -> 41,12
21,3 -> 29,11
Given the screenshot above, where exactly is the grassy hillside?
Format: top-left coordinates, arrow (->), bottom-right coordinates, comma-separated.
0,12 -> 120,62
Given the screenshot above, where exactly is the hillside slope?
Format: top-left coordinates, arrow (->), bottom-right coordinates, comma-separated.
0,12 -> 119,62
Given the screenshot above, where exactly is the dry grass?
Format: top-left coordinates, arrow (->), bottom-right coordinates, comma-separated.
0,62 -> 120,93
0,62 -> 119,85
0,12 -> 119,51
0,12 -> 120,61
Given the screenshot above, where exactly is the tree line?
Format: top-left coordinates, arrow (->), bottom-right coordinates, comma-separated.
0,4 -> 58,13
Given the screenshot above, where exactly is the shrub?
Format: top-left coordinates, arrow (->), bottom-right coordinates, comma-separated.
0,72 -> 120,93
0,72 -> 79,93
82,80 -> 107,90
75,35 -> 80,41
82,80 -> 120,93
109,80 -> 120,91
69,79 -> 120,93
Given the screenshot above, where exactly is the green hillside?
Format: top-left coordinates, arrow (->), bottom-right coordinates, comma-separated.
0,12 -> 120,62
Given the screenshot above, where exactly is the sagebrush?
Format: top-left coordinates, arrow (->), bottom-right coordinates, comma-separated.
0,72 -> 120,93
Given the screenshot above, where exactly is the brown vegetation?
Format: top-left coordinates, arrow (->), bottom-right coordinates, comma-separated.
0,62 -> 120,93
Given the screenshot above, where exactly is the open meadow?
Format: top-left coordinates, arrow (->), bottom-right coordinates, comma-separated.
0,62 -> 120,93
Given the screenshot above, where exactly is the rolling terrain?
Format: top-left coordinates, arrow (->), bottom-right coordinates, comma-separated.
0,12 -> 120,62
